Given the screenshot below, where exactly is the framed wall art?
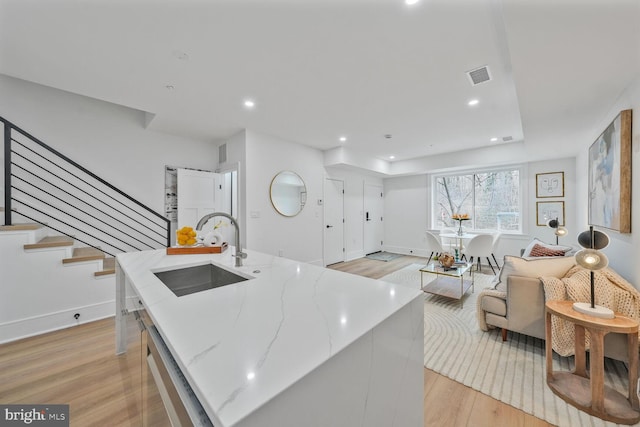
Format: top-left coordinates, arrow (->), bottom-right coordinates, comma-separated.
536,172 -> 564,198
537,201 -> 564,227
588,109 -> 632,233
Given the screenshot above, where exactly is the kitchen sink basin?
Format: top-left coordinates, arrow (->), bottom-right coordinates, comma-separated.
154,263 -> 251,297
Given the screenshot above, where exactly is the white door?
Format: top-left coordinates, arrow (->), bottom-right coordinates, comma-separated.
363,184 -> 384,255
324,178 -> 344,266
177,168 -> 220,231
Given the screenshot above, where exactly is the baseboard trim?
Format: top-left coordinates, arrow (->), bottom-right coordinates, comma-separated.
0,300 -> 115,344
381,246 -> 429,258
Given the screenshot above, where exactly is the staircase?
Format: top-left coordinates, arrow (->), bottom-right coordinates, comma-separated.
1,116 -> 170,343
2,223 -> 116,276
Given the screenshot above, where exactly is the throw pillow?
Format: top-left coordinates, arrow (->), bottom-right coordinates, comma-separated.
522,238 -> 572,257
493,255 -> 576,292
528,243 -> 567,257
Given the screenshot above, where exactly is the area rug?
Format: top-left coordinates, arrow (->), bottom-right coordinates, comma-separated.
365,251 -> 403,262
380,263 -> 632,427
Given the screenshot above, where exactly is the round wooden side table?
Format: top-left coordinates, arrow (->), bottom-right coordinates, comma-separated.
545,300 -> 640,424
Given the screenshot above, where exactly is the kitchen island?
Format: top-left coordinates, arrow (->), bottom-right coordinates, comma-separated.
115,247 -> 424,427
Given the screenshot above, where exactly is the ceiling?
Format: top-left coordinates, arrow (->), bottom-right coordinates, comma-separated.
1,0 -> 638,164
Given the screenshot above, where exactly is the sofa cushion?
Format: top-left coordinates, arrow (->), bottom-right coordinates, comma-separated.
529,243 -> 567,257
494,255 -> 576,292
481,294 -> 507,316
522,238 -> 573,257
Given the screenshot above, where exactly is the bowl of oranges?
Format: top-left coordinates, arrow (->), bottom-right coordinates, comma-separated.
176,226 -> 198,247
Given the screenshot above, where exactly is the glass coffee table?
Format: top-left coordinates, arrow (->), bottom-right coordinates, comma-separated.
419,262 -> 474,307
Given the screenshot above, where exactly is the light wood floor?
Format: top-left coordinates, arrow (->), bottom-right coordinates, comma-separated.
0,255 -> 553,427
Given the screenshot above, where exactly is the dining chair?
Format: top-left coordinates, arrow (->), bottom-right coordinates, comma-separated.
425,231 -> 446,265
462,234 -> 496,274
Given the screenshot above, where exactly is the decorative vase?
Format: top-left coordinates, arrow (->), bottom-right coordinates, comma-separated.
203,231 -> 224,247
438,253 -> 455,268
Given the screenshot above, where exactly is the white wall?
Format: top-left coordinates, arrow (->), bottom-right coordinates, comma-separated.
576,75 -> 640,286
527,158 -> 577,248
0,74 -> 219,215
218,130 -> 247,247
219,131 -> 383,265
383,157 -> 577,261
244,130 -> 325,264
383,175 -> 429,257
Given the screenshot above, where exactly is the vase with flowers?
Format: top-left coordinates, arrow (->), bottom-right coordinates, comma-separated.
451,213 -> 471,236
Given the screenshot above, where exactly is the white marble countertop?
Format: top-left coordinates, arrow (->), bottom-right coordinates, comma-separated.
117,248 -> 423,427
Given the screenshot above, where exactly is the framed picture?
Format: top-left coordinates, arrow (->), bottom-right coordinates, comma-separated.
536,201 -> 564,226
588,109 -> 632,233
536,172 -> 564,198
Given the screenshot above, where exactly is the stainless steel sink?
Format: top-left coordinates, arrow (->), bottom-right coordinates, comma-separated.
154,263 -> 251,297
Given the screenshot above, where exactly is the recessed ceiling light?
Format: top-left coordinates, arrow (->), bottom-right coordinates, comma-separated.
490,137 -> 498,142
405,0 -> 420,5
389,155 -> 395,160
468,99 -> 479,106
244,99 -> 255,109
339,136 -> 347,142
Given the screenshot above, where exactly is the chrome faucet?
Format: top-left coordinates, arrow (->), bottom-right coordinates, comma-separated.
196,212 -> 247,267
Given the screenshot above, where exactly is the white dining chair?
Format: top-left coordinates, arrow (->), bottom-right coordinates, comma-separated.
462,234 -> 496,274
425,231 -> 446,265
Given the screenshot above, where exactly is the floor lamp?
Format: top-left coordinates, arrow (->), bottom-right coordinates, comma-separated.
547,217 -> 568,245
572,226 -> 614,319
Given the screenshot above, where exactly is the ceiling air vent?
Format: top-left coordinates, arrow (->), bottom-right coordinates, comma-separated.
502,136 -> 513,142
466,66 -> 491,86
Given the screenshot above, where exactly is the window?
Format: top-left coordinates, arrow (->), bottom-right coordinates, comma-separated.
432,167 -> 522,233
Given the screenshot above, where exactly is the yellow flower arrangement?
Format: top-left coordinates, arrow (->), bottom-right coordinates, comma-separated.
451,213 -> 470,220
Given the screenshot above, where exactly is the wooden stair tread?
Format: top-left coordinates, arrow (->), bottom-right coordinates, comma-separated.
94,257 -> 116,277
63,247 -> 105,264
24,236 -> 74,250
0,223 -> 42,231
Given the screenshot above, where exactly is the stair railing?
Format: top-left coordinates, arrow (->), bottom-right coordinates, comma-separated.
2,116 -> 171,257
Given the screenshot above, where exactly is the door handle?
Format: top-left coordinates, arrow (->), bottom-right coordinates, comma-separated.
326,225 -> 333,228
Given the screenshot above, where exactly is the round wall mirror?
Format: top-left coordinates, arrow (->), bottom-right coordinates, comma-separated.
270,171 -> 307,217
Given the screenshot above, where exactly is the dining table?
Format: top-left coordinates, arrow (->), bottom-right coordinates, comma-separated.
439,232 -> 476,257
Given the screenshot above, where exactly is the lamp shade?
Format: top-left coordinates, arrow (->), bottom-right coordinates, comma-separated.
547,218 -> 560,229
575,248 -> 609,270
555,226 -> 568,237
577,229 -> 610,250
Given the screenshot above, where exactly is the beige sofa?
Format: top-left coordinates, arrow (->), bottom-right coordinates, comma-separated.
477,255 -> 633,363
